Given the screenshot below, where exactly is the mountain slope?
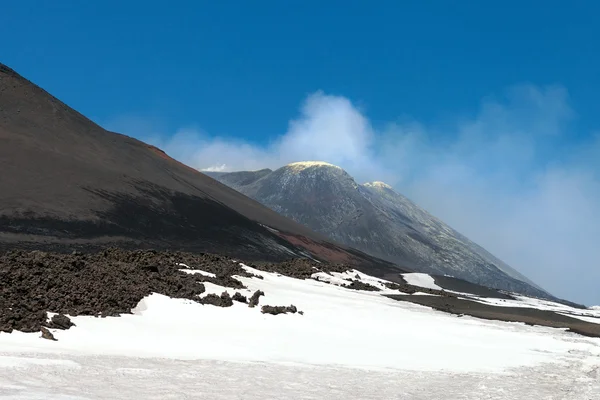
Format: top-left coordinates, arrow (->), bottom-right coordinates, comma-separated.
0,62 -> 405,275
208,162 -> 549,298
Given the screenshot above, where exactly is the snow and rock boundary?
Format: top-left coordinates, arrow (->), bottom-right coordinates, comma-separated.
0,249 -> 356,335
1,248 -> 599,341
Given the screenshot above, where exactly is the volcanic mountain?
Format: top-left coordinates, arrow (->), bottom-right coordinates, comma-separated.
207,161 -> 549,298
0,63 -> 404,275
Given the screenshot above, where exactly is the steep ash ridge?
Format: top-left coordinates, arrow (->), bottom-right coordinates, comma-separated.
0,62 -> 407,277
207,162 -> 549,299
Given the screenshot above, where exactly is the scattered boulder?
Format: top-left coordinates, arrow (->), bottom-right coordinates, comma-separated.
199,292 -> 233,307
40,327 -> 56,341
232,292 -> 248,303
248,290 -> 265,308
261,304 -> 299,315
47,314 -> 75,330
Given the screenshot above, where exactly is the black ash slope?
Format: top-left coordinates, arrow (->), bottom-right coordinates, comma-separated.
0,62 -> 404,276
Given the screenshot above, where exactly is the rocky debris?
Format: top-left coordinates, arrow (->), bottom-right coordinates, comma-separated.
0,249 -> 208,333
199,292 -> 234,307
298,311 -> 304,315
47,314 -> 75,330
232,292 -> 248,303
345,280 -> 381,292
248,290 -> 265,308
0,309 -> 48,334
40,327 -> 56,341
261,305 -> 299,315
0,248 -> 381,334
250,258 -> 349,280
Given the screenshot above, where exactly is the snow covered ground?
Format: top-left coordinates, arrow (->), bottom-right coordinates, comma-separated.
1,265 -> 599,399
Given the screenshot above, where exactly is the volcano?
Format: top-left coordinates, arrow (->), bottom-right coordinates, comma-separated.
0,63 -> 403,275
207,161 -> 551,299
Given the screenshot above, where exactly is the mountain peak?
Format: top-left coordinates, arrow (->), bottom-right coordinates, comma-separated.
284,161 -> 343,173
211,164 -> 549,299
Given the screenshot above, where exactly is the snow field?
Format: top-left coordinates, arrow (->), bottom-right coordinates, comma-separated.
1,263 -> 599,399
1,264 -> 598,374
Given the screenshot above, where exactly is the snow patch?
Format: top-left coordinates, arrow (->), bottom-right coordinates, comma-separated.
402,273 -> 442,290
179,269 -> 216,278
311,270 -> 406,293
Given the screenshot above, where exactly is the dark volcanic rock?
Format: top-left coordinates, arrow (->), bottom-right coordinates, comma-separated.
199,292 -> 234,308
248,290 -> 265,308
0,248 -> 368,333
250,258 -> 349,280
40,327 -> 56,341
345,280 -> 381,292
261,305 -> 298,315
0,249 -> 210,333
47,314 -> 75,330
232,292 -> 248,303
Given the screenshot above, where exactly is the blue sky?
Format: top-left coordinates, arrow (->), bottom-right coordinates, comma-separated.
2,1 -> 600,304
3,1 -> 599,137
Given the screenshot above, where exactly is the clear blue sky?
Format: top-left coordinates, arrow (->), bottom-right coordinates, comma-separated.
2,1 -> 598,139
